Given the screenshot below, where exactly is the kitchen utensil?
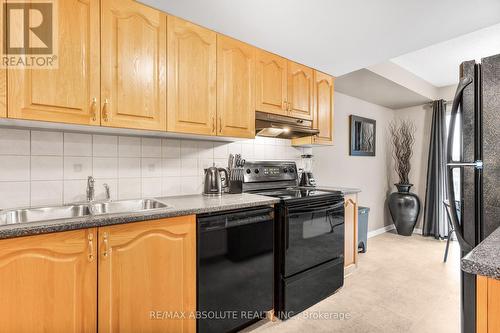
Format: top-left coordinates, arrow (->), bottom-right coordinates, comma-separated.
203,165 -> 229,196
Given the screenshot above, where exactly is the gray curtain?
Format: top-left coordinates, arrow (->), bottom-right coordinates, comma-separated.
423,100 -> 448,239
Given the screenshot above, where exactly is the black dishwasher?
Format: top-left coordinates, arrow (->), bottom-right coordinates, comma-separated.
197,206 -> 274,333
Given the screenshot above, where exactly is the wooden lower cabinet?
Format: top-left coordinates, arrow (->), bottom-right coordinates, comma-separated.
98,215 -> 196,333
477,275 -> 500,333
0,215 -> 196,333
344,194 -> 358,274
0,229 -> 97,333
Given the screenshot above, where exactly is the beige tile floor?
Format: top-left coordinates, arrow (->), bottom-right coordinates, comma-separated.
244,231 -> 461,333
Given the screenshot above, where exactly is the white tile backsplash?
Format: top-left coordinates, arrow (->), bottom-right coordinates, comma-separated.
31,131 -> 63,156
0,181 -> 30,208
64,133 -> 92,156
0,129 -> 30,155
31,181 -> 63,206
0,156 -> 30,181
0,129 -> 304,209
31,156 -> 63,181
118,136 -> 141,157
93,157 -> 118,179
93,135 -> 118,157
64,156 -> 92,180
141,138 -> 162,158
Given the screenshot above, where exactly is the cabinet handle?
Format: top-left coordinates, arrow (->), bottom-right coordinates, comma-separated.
282,100 -> 287,111
91,98 -> 97,121
218,116 -> 222,133
102,99 -> 109,122
212,117 -> 215,133
88,232 -> 94,262
288,102 -> 292,112
102,232 -> 110,258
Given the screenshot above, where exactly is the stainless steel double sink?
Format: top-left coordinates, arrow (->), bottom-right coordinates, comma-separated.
0,199 -> 168,226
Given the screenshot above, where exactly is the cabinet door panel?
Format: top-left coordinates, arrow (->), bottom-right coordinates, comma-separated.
168,16 -> 216,135
0,229 -> 97,333
217,35 -> 255,138
314,71 -> 334,144
344,194 -> 358,270
0,69 -> 5,117
8,0 -> 100,125
288,61 -> 314,120
99,216 -> 196,333
101,0 -> 166,130
255,50 -> 287,115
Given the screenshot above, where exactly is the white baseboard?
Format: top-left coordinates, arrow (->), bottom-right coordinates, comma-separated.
367,225 -> 395,238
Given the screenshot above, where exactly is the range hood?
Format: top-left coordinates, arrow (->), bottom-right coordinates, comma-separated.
255,111 -> 319,139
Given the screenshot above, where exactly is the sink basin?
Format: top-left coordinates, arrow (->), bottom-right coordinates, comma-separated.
0,199 -> 168,226
91,199 -> 168,215
0,204 -> 92,225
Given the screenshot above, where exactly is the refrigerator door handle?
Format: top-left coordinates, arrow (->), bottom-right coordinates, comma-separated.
447,161 -> 483,169
445,76 -> 474,253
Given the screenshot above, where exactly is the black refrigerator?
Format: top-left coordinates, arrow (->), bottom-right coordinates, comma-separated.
446,54 -> 500,333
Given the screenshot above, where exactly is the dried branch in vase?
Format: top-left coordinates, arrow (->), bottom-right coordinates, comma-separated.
389,119 -> 416,185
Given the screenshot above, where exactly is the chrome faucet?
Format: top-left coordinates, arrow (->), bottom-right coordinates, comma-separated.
103,183 -> 111,201
87,176 -> 95,202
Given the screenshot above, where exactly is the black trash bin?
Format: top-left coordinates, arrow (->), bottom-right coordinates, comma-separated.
358,206 -> 370,253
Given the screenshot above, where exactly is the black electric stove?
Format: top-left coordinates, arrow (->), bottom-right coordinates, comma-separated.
254,187 -> 342,201
242,161 -> 345,319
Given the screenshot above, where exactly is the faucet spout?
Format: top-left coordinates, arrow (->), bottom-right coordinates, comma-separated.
87,176 -> 95,202
103,183 -> 111,201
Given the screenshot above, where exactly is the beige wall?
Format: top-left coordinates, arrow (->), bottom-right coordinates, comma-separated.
313,92 -> 397,232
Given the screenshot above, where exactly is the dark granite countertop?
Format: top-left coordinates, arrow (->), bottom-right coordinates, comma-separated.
316,186 -> 362,195
0,193 -> 280,240
462,226 -> 500,280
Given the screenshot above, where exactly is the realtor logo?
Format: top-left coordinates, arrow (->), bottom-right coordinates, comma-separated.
2,0 -> 58,68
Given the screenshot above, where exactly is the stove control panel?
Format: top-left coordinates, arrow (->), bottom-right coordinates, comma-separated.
243,161 -> 297,183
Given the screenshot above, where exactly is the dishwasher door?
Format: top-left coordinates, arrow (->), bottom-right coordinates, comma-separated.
197,206 -> 274,333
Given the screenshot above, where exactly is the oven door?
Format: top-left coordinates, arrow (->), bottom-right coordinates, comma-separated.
283,198 -> 344,277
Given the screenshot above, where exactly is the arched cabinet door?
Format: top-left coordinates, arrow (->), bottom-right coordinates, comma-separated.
8,0 -> 100,125
313,71 -> 335,144
101,0 -> 167,131
167,16 -> 217,136
98,215 -> 196,333
0,229 -> 97,333
255,49 -> 288,116
287,61 -> 314,120
217,35 -> 256,138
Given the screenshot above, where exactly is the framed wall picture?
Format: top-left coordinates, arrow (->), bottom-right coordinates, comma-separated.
349,115 -> 376,156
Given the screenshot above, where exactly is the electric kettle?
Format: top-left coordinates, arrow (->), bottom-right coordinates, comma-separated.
203,165 -> 229,196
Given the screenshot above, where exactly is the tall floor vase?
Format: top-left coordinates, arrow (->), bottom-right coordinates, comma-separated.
388,184 -> 421,236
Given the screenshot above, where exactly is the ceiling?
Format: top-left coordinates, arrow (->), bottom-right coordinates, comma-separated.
141,0 -> 500,77
335,69 -> 431,109
392,23 -> 500,87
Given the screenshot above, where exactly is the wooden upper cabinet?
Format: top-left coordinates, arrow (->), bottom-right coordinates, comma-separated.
255,50 -> 287,116
168,16 -> 217,135
98,216 -> 196,333
101,0 -> 166,131
217,35 -> 256,138
287,61 -> 314,120
0,229 -> 97,333
7,0 -> 100,125
313,71 -> 334,144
